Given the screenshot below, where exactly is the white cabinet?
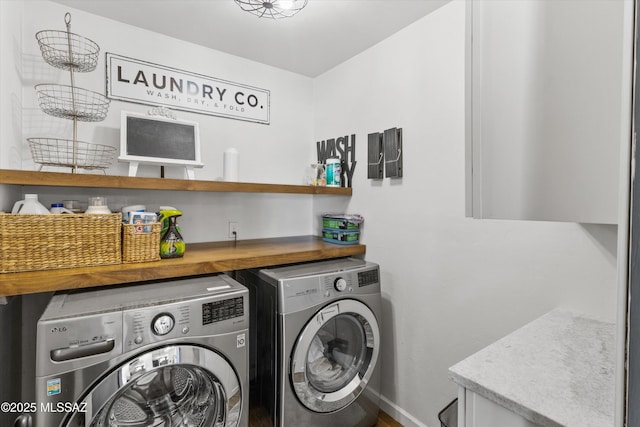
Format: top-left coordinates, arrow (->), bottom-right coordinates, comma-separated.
465,0 -> 633,224
458,388 -> 541,427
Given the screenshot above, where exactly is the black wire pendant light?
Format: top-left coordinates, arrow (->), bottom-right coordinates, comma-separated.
234,0 -> 308,19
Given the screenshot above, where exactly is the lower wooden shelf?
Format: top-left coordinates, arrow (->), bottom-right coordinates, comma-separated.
0,235 -> 365,297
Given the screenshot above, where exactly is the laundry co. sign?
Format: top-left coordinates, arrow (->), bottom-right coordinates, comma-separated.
106,53 -> 270,124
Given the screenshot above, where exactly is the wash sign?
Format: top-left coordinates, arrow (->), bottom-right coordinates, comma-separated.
106,53 -> 270,124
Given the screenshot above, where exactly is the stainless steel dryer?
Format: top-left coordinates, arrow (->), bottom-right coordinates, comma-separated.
236,258 -> 381,427
33,274 -> 248,427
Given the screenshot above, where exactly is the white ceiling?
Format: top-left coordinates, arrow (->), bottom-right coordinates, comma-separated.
51,0 -> 450,77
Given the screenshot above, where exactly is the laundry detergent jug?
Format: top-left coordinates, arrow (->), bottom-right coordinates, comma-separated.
12,194 -> 51,214
157,208 -> 185,258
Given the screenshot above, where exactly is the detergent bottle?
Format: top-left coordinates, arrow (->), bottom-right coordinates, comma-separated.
11,194 -> 51,214
157,207 -> 185,258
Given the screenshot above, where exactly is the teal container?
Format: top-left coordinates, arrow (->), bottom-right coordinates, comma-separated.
325,158 -> 341,187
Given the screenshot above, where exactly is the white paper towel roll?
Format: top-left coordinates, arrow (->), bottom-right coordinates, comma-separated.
223,148 -> 239,181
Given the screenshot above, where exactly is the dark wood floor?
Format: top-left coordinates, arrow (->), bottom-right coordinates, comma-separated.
376,410 -> 403,427
248,406 -> 272,427
249,406 -> 403,427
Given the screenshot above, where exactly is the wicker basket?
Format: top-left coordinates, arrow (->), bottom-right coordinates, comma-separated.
122,222 -> 161,264
0,213 -> 122,273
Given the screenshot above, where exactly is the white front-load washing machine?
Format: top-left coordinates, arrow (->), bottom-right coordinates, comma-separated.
236,257 -> 382,427
32,274 -> 248,427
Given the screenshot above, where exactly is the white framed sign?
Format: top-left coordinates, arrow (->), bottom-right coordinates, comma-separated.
106,53 -> 270,124
119,110 -> 204,179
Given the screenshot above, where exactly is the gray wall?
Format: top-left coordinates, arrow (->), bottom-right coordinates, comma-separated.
0,298 -> 22,427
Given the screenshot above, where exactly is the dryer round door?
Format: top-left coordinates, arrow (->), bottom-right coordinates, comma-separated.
77,345 -> 242,427
290,299 -> 380,413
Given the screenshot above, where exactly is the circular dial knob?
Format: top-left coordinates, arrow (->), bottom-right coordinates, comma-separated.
152,313 -> 175,336
334,277 -> 348,292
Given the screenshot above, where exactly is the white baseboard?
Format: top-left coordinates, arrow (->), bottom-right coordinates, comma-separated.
379,394 -> 431,427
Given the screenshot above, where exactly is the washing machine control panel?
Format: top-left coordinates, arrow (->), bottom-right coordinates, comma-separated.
123,305 -> 191,350
152,313 -> 175,336
122,294 -> 247,351
202,296 -> 245,325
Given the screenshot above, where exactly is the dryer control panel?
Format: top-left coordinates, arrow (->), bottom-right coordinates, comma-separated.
334,277 -> 348,292
279,265 -> 381,313
357,269 -> 379,287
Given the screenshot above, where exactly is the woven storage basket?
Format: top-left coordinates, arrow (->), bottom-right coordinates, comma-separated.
0,213 -> 122,273
122,222 -> 161,264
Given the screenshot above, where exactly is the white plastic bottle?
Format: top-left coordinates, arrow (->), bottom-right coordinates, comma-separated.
11,194 -> 51,214
223,148 -> 239,181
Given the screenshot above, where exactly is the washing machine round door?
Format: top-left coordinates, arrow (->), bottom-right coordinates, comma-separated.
290,299 -> 380,413
78,345 -> 242,427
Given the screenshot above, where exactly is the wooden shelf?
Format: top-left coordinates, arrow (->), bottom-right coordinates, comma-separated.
0,169 -> 352,195
0,171 -> 357,297
0,236 -> 365,297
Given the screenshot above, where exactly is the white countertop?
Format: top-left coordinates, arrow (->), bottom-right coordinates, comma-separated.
449,310 -> 615,427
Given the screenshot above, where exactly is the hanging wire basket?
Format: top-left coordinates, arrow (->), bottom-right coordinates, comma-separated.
28,138 -> 116,170
29,13 -> 113,173
35,84 -> 110,122
35,29 -> 99,72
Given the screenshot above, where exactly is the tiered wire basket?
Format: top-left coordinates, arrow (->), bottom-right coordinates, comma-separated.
29,13 -> 115,173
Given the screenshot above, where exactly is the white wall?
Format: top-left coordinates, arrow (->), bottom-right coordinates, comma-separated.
0,4 -> 27,421
313,2 -> 619,426
0,1 -> 621,426
21,1 -> 315,184
6,0 -> 323,240
0,0 -> 23,170
0,0 -> 329,409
